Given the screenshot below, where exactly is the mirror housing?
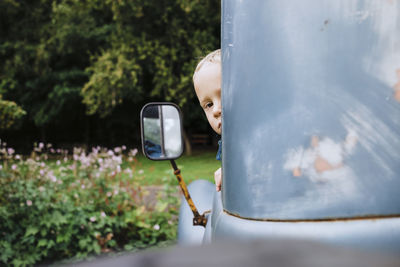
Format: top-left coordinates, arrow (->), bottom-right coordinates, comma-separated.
140,102 -> 184,160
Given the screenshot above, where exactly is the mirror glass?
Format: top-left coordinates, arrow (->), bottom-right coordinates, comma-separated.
141,103 -> 183,160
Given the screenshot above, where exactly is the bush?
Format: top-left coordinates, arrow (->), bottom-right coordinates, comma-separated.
0,141 -> 178,266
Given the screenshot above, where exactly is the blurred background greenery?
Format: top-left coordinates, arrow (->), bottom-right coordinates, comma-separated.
0,0 -> 220,152
0,1 -> 221,265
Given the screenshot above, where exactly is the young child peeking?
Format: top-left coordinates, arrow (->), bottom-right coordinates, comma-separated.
193,49 -> 222,192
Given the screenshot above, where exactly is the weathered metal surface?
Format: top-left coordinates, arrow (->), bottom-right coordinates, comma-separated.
221,0 -> 400,219
209,186 -> 400,251
213,210 -> 400,252
178,180 -> 215,245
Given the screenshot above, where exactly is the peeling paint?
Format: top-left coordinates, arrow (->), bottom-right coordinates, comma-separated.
292,167 -> 302,177
361,2 -> 400,88
349,10 -> 371,24
314,155 -> 342,173
394,69 -> 400,102
284,133 -> 358,179
283,132 -> 359,200
320,19 -> 330,31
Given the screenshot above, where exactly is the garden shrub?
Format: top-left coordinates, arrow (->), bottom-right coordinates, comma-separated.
0,141 -> 179,266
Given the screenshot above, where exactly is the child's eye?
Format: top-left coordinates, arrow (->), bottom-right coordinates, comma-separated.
204,102 -> 213,109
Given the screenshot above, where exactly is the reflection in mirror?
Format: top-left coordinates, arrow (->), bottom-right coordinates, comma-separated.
162,105 -> 182,158
141,103 -> 183,160
142,105 -> 163,158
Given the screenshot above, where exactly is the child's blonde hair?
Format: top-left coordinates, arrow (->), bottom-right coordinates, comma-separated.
193,49 -> 221,82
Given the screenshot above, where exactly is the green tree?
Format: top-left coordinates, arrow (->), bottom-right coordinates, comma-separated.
0,95 -> 26,129
0,0 -> 220,148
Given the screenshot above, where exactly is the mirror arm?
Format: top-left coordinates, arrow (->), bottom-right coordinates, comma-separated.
170,160 -> 208,227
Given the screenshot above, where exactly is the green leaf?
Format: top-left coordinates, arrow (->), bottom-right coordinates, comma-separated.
155,202 -> 168,212
79,239 -> 88,249
38,239 -> 47,247
24,226 -> 39,237
93,241 -> 101,254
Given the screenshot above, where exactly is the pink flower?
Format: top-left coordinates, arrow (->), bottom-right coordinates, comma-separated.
39,142 -> 44,149
56,160 -> 61,165
81,184 -> 85,189
130,149 -> 138,157
7,148 -> 15,155
50,174 -> 57,182
11,164 -> 17,170
0,165 -> 2,170
112,155 -> 122,164
101,211 -> 106,217
39,169 -> 45,176
122,145 -> 127,150
26,200 -> 32,206
153,224 -> 160,230
15,155 -> 21,160
90,216 -> 96,222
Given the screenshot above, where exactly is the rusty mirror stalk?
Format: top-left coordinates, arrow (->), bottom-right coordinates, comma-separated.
170,159 -> 208,227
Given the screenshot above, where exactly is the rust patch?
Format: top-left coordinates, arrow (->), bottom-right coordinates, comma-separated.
291,134 -> 357,177
292,167 -> 302,177
311,135 -> 319,148
224,209 -> 400,222
394,69 -> 400,103
314,156 -> 342,173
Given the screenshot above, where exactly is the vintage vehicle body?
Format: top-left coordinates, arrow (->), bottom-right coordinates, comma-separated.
142,0 -> 400,252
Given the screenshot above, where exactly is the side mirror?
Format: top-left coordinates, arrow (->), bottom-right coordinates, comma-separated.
140,102 -> 184,160
140,102 -> 207,227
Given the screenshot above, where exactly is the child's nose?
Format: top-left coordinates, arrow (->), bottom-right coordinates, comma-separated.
213,102 -> 221,117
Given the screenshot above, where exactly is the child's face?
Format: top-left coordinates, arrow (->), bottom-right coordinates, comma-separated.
194,62 -> 222,135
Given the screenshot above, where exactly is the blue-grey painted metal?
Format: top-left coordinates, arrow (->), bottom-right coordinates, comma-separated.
211,190 -> 400,252
213,211 -> 400,252
222,0 -> 400,219
177,179 -> 215,245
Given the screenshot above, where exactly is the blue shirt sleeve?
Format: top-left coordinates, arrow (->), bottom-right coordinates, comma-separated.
216,139 -> 222,161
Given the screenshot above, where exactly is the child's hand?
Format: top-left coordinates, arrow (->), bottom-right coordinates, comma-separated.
214,167 -> 222,192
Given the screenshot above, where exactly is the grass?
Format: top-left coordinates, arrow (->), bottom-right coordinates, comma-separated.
130,149 -> 220,185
